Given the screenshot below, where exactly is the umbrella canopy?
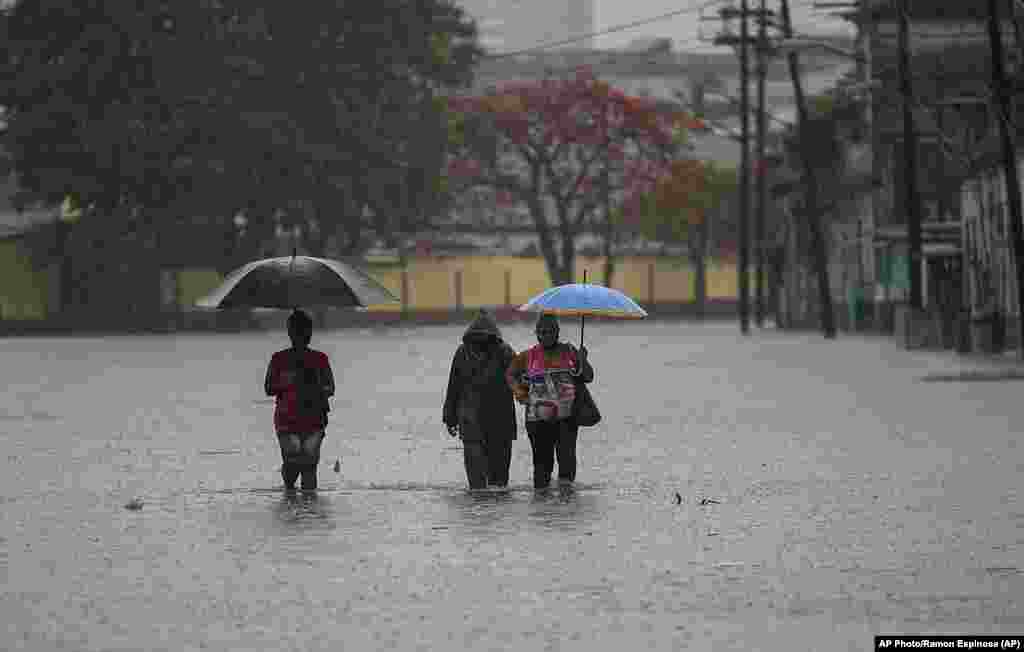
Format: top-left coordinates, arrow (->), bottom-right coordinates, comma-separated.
518,283 -> 648,319
196,253 -> 399,310
519,274 -> 647,348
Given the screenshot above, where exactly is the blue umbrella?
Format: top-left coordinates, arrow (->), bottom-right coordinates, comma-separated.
518,271 -> 648,347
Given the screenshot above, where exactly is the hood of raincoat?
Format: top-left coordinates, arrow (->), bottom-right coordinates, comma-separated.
462,310 -> 503,343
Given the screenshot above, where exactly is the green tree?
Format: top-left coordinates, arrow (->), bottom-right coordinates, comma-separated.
1,0 -> 479,315
632,159 -> 737,316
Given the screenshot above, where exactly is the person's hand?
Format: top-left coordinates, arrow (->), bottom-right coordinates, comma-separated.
578,345 -> 588,364
446,423 -> 459,438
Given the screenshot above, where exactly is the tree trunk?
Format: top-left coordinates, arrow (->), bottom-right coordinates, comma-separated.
781,0 -> 835,339
770,243 -> 785,328
689,219 -> 709,319
336,202 -> 364,258
601,238 -> 616,287
559,221 -> 576,285
308,202 -> 329,257
56,220 -> 74,315
309,203 -> 331,328
528,192 -> 571,286
806,204 -> 835,337
785,206 -> 800,329
237,205 -> 276,269
600,166 -> 616,288
332,180 -> 365,258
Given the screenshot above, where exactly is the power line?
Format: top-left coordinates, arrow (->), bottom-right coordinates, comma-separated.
480,0 -> 847,61
482,0 -> 724,60
475,37 -> 715,75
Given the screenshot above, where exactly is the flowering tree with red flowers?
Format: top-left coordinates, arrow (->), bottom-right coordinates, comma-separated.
446,68 -> 703,286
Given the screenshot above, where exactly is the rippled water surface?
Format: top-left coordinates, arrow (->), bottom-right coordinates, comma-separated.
2,322 -> 1022,650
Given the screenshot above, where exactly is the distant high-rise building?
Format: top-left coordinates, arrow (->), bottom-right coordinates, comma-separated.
458,0 -> 594,53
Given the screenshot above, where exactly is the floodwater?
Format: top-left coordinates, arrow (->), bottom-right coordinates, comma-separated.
2,321 -> 1022,651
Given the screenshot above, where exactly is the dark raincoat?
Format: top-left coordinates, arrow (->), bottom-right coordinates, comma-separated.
442,312 -> 517,443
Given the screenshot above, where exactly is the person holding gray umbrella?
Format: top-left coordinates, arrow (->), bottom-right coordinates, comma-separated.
197,250 -> 398,490
264,309 -> 335,491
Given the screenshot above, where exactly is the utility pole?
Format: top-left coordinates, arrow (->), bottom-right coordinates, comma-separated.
738,0 -> 752,335
714,1 -> 784,334
754,0 -> 771,327
987,0 -> 1024,359
780,0 -> 836,338
714,0 -> 752,334
897,0 -> 923,314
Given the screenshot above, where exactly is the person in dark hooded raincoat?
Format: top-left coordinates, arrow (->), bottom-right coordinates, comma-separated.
443,310 -> 518,489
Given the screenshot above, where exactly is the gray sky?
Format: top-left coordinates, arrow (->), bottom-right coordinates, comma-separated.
594,0 -> 855,51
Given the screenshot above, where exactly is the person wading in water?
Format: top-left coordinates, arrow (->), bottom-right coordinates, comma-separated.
506,313 -> 594,489
443,310 -> 518,489
264,309 -> 335,491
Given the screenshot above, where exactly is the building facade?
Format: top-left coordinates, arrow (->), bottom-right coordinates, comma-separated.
457,0 -> 595,52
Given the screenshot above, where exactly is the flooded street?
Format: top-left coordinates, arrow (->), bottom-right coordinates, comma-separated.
2,321 -> 1022,650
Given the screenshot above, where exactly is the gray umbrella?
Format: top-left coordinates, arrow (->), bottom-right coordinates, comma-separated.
195,250 -> 399,310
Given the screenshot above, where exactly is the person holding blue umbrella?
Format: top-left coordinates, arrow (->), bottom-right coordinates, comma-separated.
505,313 -> 594,489
510,272 -> 647,488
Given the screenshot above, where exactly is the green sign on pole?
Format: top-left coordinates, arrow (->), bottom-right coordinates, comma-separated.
878,252 -> 909,291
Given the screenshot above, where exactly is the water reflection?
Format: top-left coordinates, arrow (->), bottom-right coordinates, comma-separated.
441,486 -> 520,535
526,484 -> 604,533
269,490 -> 335,532
438,483 -> 606,537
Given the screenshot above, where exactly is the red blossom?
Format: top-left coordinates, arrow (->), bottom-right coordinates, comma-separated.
448,72 -> 704,224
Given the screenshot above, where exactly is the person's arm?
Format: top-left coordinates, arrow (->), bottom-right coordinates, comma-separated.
264,355 -> 278,397
442,347 -> 464,427
505,351 -> 529,402
570,344 -> 594,383
320,355 -> 335,398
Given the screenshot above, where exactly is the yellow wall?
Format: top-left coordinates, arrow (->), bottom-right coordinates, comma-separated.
356,255 -> 737,312
1,250 -> 741,319
0,240 -> 51,320
177,269 -> 227,309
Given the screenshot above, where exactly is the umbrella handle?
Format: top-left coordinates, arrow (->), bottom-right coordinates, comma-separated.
579,270 -> 586,350
290,247 -> 297,311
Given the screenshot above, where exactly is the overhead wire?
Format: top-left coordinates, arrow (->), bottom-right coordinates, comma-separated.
479,0 -> 849,61
481,0 -> 725,59
468,0 -> 847,148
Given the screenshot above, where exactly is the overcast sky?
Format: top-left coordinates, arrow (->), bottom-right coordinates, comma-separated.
594,0 -> 855,51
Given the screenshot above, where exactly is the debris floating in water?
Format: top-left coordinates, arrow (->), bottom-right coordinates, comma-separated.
124,499 -> 144,511
333,460 -> 341,473
698,497 -> 720,506
674,492 -> 682,505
